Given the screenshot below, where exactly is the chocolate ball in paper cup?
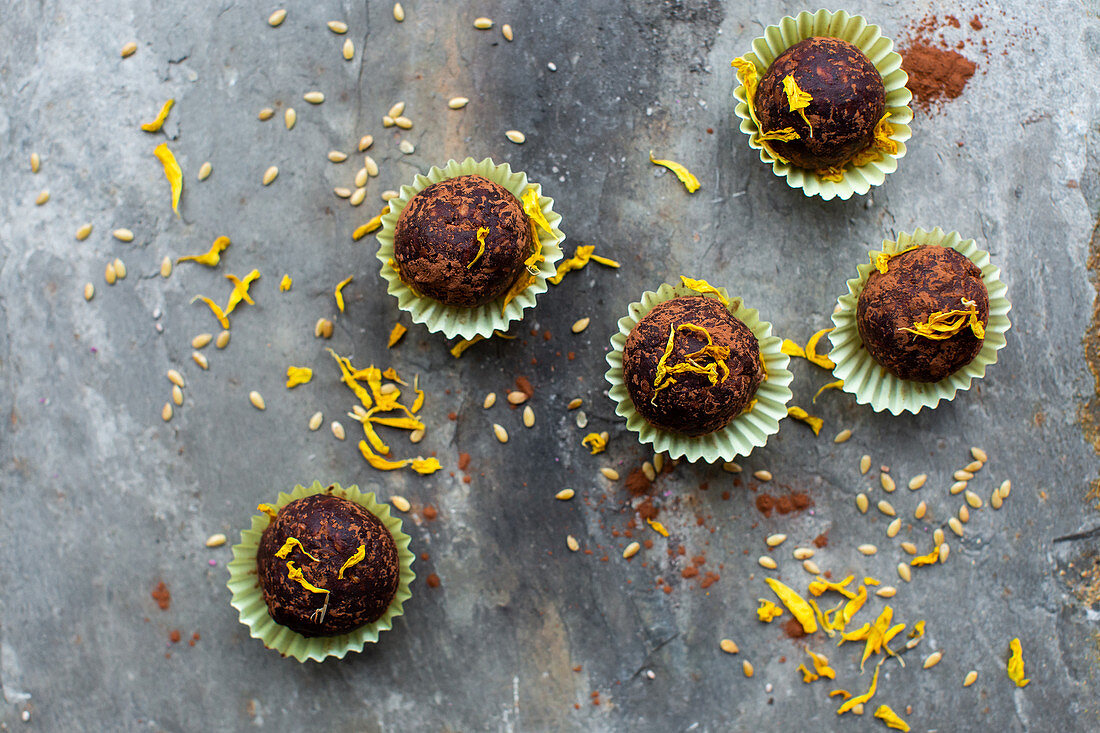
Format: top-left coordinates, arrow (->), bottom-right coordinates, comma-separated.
731,8 -> 912,200
375,157 -> 565,341
227,481 -> 414,662
604,278 -> 793,463
828,227 -> 1012,415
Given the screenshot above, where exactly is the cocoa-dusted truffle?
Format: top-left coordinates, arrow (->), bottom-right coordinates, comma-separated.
257,493 -> 399,637
393,174 -> 533,307
755,37 -> 885,170
623,296 -> 765,436
857,246 -> 989,383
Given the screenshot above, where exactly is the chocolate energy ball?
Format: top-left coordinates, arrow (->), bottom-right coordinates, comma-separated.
857,246 -> 989,383
257,493 -> 400,637
623,296 -> 765,436
393,174 -> 533,307
755,36 -> 885,170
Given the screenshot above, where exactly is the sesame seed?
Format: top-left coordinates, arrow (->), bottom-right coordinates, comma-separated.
933,528 -> 945,546
522,405 -> 535,428
859,454 -> 871,474
887,518 -> 901,538
858,544 -> 878,556
388,101 -> 406,118
964,460 -> 984,473
268,9 -> 286,26
358,135 -> 374,151
998,480 -> 1012,498
722,461 -> 742,473
331,421 -> 346,440
216,330 -> 230,349
483,393 -> 497,409
399,140 -> 415,154
880,473 -> 896,492
284,108 -> 296,129
493,423 -> 508,443
793,547 -> 814,560
409,428 -> 425,443
754,470 -> 772,482
802,559 -> 821,575
104,262 -> 117,285
161,403 -> 173,421
342,38 -> 355,60
505,130 -> 526,144
382,115 -> 395,127
915,501 -> 927,519
566,535 -> 579,551
555,489 -> 574,501
950,480 -> 968,495
765,533 -> 787,547
249,391 -> 266,410
327,20 -> 348,33
575,410 -> 587,428
600,467 -> 620,481
642,462 -> 656,481
877,500 -> 896,517
112,258 -> 126,279
391,495 -> 411,512
328,150 -> 348,163
507,391 -> 528,405
334,187 -> 352,199
757,556 -> 777,570
963,670 -> 978,687
991,492 -> 1003,509
35,190 -> 49,205
875,586 -> 897,598
30,152 -> 40,173
308,412 -> 323,431
908,474 -> 927,490
897,563 -> 912,583
112,228 -> 134,242
304,91 -> 325,105
720,639 -> 739,654
191,333 -> 213,349
205,533 -> 227,548
833,428 -> 852,443
948,517 -> 964,537
172,387 -> 183,407
381,190 -> 399,201
350,188 -> 366,206
76,223 -> 93,241
900,542 -> 918,555
474,17 -> 493,29
742,661 -> 754,678
198,161 -> 212,180
965,490 -> 983,509
856,493 -> 869,513
567,398 -> 582,410
502,24 -> 513,41
622,542 -> 640,559
258,108 -> 275,121
970,447 -> 988,463
954,469 -> 974,481
262,166 -> 278,185
958,505 -> 970,523
364,156 -> 379,177
167,369 -> 185,388
923,651 -> 943,669
939,543 -> 950,563
120,41 -> 138,57
395,116 -> 413,129
448,96 -> 469,109
571,317 -> 590,333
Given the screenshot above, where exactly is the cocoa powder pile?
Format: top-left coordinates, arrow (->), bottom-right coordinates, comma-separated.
901,45 -> 976,112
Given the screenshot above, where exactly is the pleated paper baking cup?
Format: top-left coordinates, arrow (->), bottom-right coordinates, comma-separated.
375,157 -> 565,340
732,8 -> 913,201
828,228 -> 1012,415
227,481 -> 414,663
604,282 -> 794,463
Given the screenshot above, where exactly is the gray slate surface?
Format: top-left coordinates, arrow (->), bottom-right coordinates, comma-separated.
2,1 -> 1099,731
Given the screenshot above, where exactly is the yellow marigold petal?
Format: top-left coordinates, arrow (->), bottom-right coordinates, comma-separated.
797,664 -> 820,683
257,503 -> 278,519
153,143 -> 183,214
1007,638 -> 1030,687
450,335 -> 485,358
337,544 -> 366,579
411,375 -> 424,414
871,245 -> 919,275
756,599 -> 784,623
191,295 -> 230,329
466,226 -> 489,269
279,274 -> 292,292
781,338 -> 806,358
286,366 -> 313,388
805,327 -> 835,369
327,348 -> 373,410
765,578 -> 817,633
808,575 -> 856,598
910,545 -> 942,567
649,152 -> 701,193
140,98 -> 175,132
788,406 -> 823,435
353,207 -> 388,240
863,576 -> 881,586
872,112 -> 898,155
388,323 -> 407,348
548,245 -> 594,285
357,440 -> 408,470
679,276 -> 729,306
286,561 -> 329,595
521,187 -> 554,234
646,518 -> 669,537
813,379 -> 844,403
829,690 -> 853,700
782,75 -> 813,135
809,650 -> 836,679
275,537 -> 319,561
874,705 -> 910,731
371,416 -> 424,430
758,127 -> 800,142
501,216 -> 545,311
334,275 -> 353,313
589,254 -> 621,268
411,457 -> 442,475
225,269 -> 260,314
816,165 -> 844,182
731,57 -> 763,128
901,299 -> 986,341
836,586 -> 867,632
836,659 -> 883,715
581,432 -> 607,455
178,236 -> 231,268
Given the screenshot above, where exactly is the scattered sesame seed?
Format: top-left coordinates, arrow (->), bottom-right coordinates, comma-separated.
722,461 -> 742,473
327,20 -> 348,34
304,91 -> 325,104
167,369 -> 185,388
754,470 -> 772,482
880,473 -> 896,492
249,391 -> 266,410
308,412 -> 323,431
328,150 -> 348,163
76,223 -> 93,241
35,190 -> 49,205
923,651 -> 943,669
622,541 -> 640,559
886,518 -> 901,538
262,166 -> 279,185
567,397 -> 582,410
358,135 -> 374,151
900,542 -> 918,555
112,228 -> 134,242
391,495 -> 411,512
258,108 -> 275,121
954,469 -> 974,481
284,108 -> 296,129
859,454 -> 871,474
507,391 -> 528,405
205,533 -> 227,547
802,559 -> 821,575
566,535 -> 579,551
963,670 -> 978,687
720,639 -> 739,654
908,474 -> 927,490
161,402 -> 173,422
364,155 -> 379,177
505,129 -> 526,144
793,547 -> 814,560
914,501 -> 927,519
398,139 -> 415,154
191,333 -> 213,349
757,556 -> 777,570
856,493 -> 869,513
897,563 -> 912,583
522,405 -> 535,428
216,331 -> 230,349
483,393 -> 497,409
742,661 -> 754,678
267,9 -> 287,26
600,467 -> 620,481
448,96 -> 470,109
343,38 -> 355,60
765,533 -> 787,548
858,544 -> 878,556
83,282 -> 95,301
964,460 -> 984,473
198,161 -> 212,180
877,500 -> 895,517
331,421 -> 346,440
970,447 -> 988,463
950,480 -> 968,495
571,317 -> 590,334
555,489 -> 574,501
502,24 -> 513,41
120,41 -> 138,57
948,517 -> 964,537
833,428 -> 852,443
875,586 -> 897,598
30,152 -> 40,173
493,423 -> 508,443
474,17 -> 493,29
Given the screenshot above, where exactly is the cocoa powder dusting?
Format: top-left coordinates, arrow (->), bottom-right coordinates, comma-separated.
169,629 -> 181,644
900,44 -> 976,112
426,573 -> 440,588
151,582 -> 171,611
783,617 -> 808,639
755,492 -> 814,518
625,468 -> 652,496
458,452 -> 471,471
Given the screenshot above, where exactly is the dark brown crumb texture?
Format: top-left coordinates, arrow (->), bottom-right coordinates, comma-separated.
857,245 -> 989,382
623,296 -> 764,436
257,493 -> 399,637
755,37 -> 886,170
393,174 -> 532,307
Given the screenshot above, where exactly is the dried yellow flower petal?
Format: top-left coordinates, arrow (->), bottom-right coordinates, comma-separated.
410,457 -> 442,474
874,704 -> 910,731
910,545 -> 942,567
835,659 -> 883,715
192,295 -> 230,329
652,323 -> 730,398
765,578 -> 817,634
1007,638 -> 1030,687
257,503 -> 279,519
798,664 -> 819,683
813,379 -> 844,403
468,226 -> 489,268
334,275 -> 353,312
808,575 -> 856,599
808,649 -> 836,679
871,245 -> 920,275
787,406 -> 823,435
286,366 -> 312,388
679,276 -> 729,306
388,323 -> 407,348
178,236 -> 231,267
153,143 -> 183,215
353,208 -> 388,240
646,518 -> 669,537
275,537 -> 319,561
280,274 -> 292,292
224,269 -> 260,314
901,298 -> 986,341
731,56 -> 803,160
756,599 -> 783,623
782,75 -> 813,135
337,544 -> 366,579
286,561 -> 329,595
581,432 -> 608,455
648,152 -> 700,193
327,348 -> 373,410
140,99 -> 174,132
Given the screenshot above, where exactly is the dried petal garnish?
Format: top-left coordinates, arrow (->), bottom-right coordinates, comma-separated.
411,376 -> 424,413
910,545 -> 942,567
337,544 -> 365,579
874,705 -> 910,731
782,75 -> 813,135
548,244 -> 620,285
782,328 -> 835,370
757,599 -> 784,622
809,649 -> 837,679
286,366 -> 313,388
813,379 -> 844,403
279,274 -> 292,291
871,245 -> 920,274
257,503 -> 278,519
646,518 -> 669,537
467,226 -> 489,268
1007,638 -> 1030,687
901,298 -> 985,341
388,323 -> 407,348
450,334 -> 485,358
285,561 -> 329,595
731,56 -> 800,160
179,236 -> 231,267
652,323 -> 730,398
835,659 -> 883,715
808,575 -> 857,599
192,295 -> 230,329
765,578 -> 817,633
141,99 -> 175,132
521,187 -> 553,235
648,152 -> 700,193
679,276 -> 729,306
798,664 -> 819,683
334,275 -> 353,313
788,406 -> 823,435
225,269 -> 260,314
840,606 -> 904,671
581,432 -> 607,454
410,457 -> 442,474
153,143 -> 183,214
275,537 -> 319,561
327,348 -> 373,410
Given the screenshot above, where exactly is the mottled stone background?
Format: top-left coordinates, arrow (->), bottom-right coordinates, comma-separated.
1,1 -> 1098,731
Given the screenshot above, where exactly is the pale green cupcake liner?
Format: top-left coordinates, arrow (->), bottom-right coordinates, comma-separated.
828,227 -> 1012,415
604,282 -> 794,463
732,8 -> 913,201
227,480 -> 414,663
375,157 -> 566,340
